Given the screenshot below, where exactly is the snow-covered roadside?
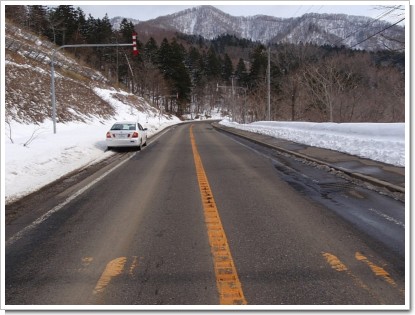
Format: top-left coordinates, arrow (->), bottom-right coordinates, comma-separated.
4,88 -> 181,204
5,85 -> 405,204
219,120 -> 405,167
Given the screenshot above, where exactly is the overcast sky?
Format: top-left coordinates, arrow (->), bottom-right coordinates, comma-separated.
76,1 -> 405,24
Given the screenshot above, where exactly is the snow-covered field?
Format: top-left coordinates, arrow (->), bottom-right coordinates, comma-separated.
4,93 -> 405,204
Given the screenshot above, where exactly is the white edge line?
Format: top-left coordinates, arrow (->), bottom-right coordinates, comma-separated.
5,154 -> 134,247
6,125 -> 173,247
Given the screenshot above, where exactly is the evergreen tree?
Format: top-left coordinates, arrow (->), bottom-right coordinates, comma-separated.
157,38 -> 191,113
186,46 -> 204,86
205,47 -> 221,80
235,58 -> 249,87
119,18 -> 135,43
158,38 -> 172,77
48,5 -> 79,45
27,5 -> 48,36
96,14 -> 113,44
222,53 -> 233,82
249,44 -> 268,88
144,37 -> 159,64
169,39 -> 192,109
73,7 -> 86,44
80,14 -> 96,43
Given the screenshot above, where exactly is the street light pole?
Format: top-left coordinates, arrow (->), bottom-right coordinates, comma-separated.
50,43 -> 133,133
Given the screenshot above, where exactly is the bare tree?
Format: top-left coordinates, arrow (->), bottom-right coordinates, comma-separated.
5,119 -> 14,144
23,126 -> 46,147
301,59 -> 342,122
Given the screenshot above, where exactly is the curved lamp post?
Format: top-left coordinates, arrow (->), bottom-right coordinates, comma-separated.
50,43 -> 134,133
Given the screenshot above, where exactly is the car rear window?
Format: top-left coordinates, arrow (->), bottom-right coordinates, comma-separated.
111,123 -> 136,131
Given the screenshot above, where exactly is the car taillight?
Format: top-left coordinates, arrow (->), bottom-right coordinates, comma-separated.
106,132 -> 112,138
131,132 -> 139,138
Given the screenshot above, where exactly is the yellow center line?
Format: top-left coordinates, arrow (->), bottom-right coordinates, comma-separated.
190,125 -> 247,305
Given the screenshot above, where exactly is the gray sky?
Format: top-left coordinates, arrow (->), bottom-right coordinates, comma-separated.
76,2 -> 405,24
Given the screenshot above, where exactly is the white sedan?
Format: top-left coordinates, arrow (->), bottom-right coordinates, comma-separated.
106,121 -> 148,150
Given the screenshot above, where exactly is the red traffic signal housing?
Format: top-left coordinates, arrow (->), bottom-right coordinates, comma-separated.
132,32 -> 139,56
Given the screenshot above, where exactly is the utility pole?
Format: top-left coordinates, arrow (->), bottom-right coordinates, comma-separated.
231,76 -> 235,96
267,45 -> 271,121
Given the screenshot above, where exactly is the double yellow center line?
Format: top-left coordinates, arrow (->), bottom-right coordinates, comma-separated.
190,125 -> 247,305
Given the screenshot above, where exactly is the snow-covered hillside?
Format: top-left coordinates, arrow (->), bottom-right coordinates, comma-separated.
4,23 -> 183,204
5,86 -> 182,204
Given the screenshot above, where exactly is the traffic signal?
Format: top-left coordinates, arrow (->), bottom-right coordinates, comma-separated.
132,32 -> 138,56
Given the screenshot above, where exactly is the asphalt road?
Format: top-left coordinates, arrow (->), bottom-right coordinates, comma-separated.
5,122 -> 405,307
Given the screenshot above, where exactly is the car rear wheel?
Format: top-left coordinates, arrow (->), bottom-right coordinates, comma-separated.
136,140 -> 142,151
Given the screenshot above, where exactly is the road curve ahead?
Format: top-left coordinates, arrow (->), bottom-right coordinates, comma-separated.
5,122 -> 405,307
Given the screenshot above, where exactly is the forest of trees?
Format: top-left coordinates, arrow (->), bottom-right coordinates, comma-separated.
5,5 -> 405,123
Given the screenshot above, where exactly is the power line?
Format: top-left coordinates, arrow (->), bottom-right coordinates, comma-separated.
349,17 -> 405,49
303,5 -> 315,15
315,5 -> 324,14
291,5 -> 303,18
292,5 -> 315,18
333,5 -> 402,46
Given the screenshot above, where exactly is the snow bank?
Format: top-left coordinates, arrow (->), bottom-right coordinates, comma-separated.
5,88 -> 181,204
220,120 -> 405,167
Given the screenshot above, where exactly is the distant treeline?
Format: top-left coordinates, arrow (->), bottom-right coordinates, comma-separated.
6,5 -> 405,122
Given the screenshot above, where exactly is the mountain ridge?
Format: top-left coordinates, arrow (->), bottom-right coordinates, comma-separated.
133,5 -> 404,51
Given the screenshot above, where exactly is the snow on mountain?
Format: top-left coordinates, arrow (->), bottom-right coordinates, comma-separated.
110,16 -> 140,30
273,13 -> 403,50
138,6 -> 404,51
